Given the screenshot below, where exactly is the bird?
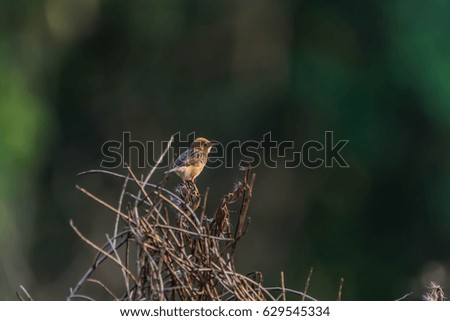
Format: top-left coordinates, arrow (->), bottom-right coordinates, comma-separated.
165,137 -> 213,183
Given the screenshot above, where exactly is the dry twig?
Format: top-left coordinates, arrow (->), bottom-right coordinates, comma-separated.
65,141 -> 318,301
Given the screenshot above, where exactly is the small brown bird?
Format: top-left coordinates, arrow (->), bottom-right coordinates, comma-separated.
165,137 -> 213,182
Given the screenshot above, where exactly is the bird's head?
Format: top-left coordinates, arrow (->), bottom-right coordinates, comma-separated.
191,137 -> 213,153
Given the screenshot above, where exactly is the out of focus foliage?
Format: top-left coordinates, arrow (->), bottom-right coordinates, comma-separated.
1,0 -> 449,300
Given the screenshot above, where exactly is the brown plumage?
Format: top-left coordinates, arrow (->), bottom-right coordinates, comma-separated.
165,137 -> 213,181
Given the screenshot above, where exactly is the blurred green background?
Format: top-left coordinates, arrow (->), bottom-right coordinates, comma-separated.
1,0 -> 449,300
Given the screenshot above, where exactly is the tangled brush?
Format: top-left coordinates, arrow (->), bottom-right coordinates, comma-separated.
56,138 -> 315,301
17,137 -> 441,301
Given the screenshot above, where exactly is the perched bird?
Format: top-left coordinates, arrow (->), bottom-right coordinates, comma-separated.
165,137 -> 213,182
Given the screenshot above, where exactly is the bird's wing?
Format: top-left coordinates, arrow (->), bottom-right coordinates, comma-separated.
173,148 -> 204,168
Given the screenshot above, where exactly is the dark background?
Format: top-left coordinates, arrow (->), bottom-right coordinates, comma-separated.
1,0 -> 449,300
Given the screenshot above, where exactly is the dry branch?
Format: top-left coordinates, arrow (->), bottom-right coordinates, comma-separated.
67,159 -> 315,301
